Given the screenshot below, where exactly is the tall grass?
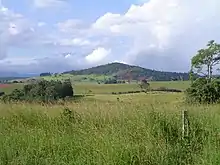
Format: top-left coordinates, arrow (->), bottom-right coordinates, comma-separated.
1,100 -> 220,164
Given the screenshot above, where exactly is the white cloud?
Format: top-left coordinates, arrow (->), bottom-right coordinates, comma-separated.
91,0 -> 220,71
0,5 -> 39,47
55,19 -> 102,48
0,6 -> 26,58
34,0 -> 67,8
2,0 -> 220,73
85,47 -> 111,64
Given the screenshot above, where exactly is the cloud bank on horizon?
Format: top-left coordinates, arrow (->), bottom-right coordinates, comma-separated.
0,0 -> 220,74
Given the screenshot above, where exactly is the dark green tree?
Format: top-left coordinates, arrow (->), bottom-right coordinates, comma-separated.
2,79 -> 74,103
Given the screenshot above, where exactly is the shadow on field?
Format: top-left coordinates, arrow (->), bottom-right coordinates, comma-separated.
111,87 -> 182,95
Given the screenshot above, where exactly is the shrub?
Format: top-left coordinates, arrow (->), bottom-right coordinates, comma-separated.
185,78 -> 220,104
104,78 -> 117,84
12,80 -> 19,83
40,72 -> 52,77
111,90 -> 144,95
139,79 -> 150,91
2,79 -> 74,103
0,91 -> 5,97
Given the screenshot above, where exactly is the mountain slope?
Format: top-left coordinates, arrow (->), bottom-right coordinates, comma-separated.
64,62 -> 190,81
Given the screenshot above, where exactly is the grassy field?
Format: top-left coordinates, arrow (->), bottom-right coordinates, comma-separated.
1,81 -> 220,164
0,81 -> 190,94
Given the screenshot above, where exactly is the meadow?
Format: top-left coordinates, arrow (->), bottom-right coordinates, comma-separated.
1,81 -> 220,164
0,80 -> 190,94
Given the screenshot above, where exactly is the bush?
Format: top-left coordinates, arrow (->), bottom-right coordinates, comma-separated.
40,72 -> 52,77
111,90 -> 144,95
185,78 -> 220,104
12,80 -> 19,83
104,78 -> 117,84
2,79 -> 74,103
0,91 -> 5,97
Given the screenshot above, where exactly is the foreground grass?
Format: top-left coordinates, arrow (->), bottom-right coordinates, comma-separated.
1,93 -> 220,164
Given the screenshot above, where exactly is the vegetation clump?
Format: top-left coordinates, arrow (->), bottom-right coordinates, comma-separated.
152,87 -> 182,93
2,79 -> 73,103
0,91 -> 5,96
139,79 -> 150,91
40,72 -> 52,77
186,40 -> 220,104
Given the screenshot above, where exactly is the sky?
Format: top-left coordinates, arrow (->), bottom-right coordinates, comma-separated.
0,0 -> 220,74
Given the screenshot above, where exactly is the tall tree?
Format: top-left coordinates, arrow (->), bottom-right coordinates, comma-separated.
191,40 -> 220,81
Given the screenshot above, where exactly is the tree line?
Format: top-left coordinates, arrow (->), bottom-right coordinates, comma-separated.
2,79 -> 73,103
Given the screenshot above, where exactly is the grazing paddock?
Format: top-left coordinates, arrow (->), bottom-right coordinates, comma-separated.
0,83 -> 23,94
1,81 -> 190,95
1,80 -> 219,165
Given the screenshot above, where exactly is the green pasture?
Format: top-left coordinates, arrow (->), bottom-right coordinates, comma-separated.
0,81 -> 190,94
0,91 -> 220,164
1,80 -> 219,164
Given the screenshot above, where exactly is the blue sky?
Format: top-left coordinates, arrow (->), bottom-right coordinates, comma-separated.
1,0 -> 220,74
3,0 -> 134,22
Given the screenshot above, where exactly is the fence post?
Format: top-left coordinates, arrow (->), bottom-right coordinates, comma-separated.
182,110 -> 189,139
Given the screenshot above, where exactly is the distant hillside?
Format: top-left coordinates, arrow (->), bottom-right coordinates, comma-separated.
64,63 -> 190,81
0,71 -> 38,78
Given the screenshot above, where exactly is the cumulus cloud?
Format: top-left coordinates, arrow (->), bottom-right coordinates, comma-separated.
0,5 -> 41,48
85,47 -> 111,64
0,48 -> 108,73
0,6 -> 25,58
92,0 -> 220,71
1,0 -> 220,73
55,19 -> 103,48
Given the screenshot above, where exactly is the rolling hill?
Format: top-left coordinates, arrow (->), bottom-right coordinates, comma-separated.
63,62 -> 190,81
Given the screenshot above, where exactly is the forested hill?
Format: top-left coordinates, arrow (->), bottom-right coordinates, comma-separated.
64,62 -> 190,81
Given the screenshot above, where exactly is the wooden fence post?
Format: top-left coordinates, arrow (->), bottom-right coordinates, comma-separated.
182,110 -> 189,139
